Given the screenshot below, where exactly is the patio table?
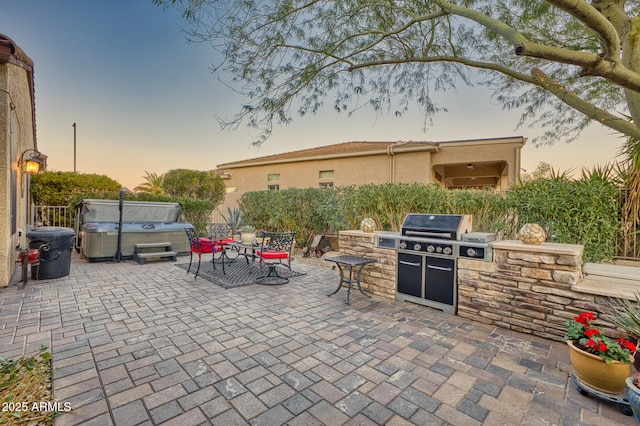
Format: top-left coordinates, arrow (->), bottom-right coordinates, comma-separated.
212,244 -> 236,274
325,255 -> 376,304
227,241 -> 259,265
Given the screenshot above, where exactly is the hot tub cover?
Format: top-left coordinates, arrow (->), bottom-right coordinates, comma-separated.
76,199 -> 181,224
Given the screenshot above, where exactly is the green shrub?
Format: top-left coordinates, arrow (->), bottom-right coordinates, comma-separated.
240,177 -> 621,263
507,171 -> 619,262
31,171 -> 122,206
239,188 -> 345,247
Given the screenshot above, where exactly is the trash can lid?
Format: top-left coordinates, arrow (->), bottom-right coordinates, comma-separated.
26,226 -> 76,238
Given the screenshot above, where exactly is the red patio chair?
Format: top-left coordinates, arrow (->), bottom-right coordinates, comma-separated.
254,232 -> 295,285
184,226 -> 220,278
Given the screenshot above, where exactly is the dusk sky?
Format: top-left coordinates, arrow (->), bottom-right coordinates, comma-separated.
2,0 -> 625,190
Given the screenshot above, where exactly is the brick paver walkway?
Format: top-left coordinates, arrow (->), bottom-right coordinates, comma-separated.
0,255 -> 633,425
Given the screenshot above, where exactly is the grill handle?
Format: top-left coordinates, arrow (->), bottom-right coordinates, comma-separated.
404,230 -> 453,239
427,264 -> 452,272
399,260 -> 421,267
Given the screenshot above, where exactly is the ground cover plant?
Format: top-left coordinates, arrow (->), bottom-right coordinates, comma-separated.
0,346 -> 63,425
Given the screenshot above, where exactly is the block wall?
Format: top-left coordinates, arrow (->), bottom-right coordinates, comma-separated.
456,240 -> 612,342
337,231 -> 396,300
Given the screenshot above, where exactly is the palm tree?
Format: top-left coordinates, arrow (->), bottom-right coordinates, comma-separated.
134,171 -> 164,195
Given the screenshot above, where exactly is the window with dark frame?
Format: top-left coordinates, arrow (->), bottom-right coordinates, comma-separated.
319,170 -> 334,189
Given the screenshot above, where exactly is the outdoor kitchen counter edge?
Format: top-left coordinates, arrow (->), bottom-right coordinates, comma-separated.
340,230 -> 376,237
492,240 -> 584,256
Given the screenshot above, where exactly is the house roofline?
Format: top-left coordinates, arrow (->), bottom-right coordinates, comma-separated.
218,144 -> 439,169
216,136 -> 526,170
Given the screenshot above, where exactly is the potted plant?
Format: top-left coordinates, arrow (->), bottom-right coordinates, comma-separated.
626,375 -> 640,423
605,293 -> 640,420
240,225 -> 256,244
221,207 -> 243,236
564,311 -> 637,394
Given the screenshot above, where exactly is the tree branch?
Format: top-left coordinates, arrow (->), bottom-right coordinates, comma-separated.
545,0 -> 620,57
434,0 -> 640,93
531,68 -> 640,140
349,55 -> 537,85
351,54 -> 640,140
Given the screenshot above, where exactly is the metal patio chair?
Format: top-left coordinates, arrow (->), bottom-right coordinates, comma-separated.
209,223 -> 238,273
184,226 -> 219,278
254,231 -> 295,285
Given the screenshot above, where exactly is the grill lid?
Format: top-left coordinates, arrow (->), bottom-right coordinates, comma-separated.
401,213 -> 472,240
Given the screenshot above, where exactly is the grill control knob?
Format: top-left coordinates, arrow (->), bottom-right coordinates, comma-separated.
436,246 -> 443,253
413,244 -> 422,251
427,245 -> 435,253
443,247 -> 452,255
466,248 -> 477,257
399,242 -> 407,249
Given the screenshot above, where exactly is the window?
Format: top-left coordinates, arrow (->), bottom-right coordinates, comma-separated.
319,170 -> 334,179
225,186 -> 238,193
319,170 -> 334,189
267,173 -> 280,182
268,184 -> 280,191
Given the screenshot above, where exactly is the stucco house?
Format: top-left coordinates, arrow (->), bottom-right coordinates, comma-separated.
216,136 -> 526,213
0,34 -> 40,287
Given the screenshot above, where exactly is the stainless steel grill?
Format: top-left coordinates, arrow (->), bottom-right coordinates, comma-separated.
375,213 -> 494,314
401,213 -> 471,240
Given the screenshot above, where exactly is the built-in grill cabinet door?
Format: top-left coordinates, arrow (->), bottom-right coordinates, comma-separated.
397,252 -> 423,298
425,257 -> 455,305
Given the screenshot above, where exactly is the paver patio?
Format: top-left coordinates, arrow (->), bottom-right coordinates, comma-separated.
0,254 -> 633,425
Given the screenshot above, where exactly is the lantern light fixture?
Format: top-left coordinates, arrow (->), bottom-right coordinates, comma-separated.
20,149 -> 46,175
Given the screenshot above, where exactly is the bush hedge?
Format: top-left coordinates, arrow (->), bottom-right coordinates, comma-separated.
239,176 -> 620,263
32,171 -> 622,263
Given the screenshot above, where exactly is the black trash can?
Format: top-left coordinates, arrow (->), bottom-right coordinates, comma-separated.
26,226 -> 75,280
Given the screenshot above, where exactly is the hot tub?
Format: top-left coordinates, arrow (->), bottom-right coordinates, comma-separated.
81,222 -> 191,262
76,199 -> 191,262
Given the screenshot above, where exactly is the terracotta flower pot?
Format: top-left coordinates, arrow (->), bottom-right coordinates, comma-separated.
567,340 -> 632,394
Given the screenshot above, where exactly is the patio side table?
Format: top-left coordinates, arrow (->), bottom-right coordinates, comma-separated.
325,255 -> 376,304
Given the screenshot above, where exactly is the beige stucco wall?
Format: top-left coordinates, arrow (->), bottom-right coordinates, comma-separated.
221,151 -> 436,209
391,150 -> 433,183
0,61 -> 36,287
218,137 -> 524,213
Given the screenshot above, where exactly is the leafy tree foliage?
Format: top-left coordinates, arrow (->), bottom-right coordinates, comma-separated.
155,0 -> 640,147
31,171 -> 122,206
161,168 -> 225,205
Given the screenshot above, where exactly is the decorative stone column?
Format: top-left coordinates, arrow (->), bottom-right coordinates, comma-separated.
338,230 -> 396,300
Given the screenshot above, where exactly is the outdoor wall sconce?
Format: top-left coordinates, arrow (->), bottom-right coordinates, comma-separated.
20,149 -> 47,175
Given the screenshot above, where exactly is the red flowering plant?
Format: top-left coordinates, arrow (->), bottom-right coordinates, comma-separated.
564,311 -> 637,364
